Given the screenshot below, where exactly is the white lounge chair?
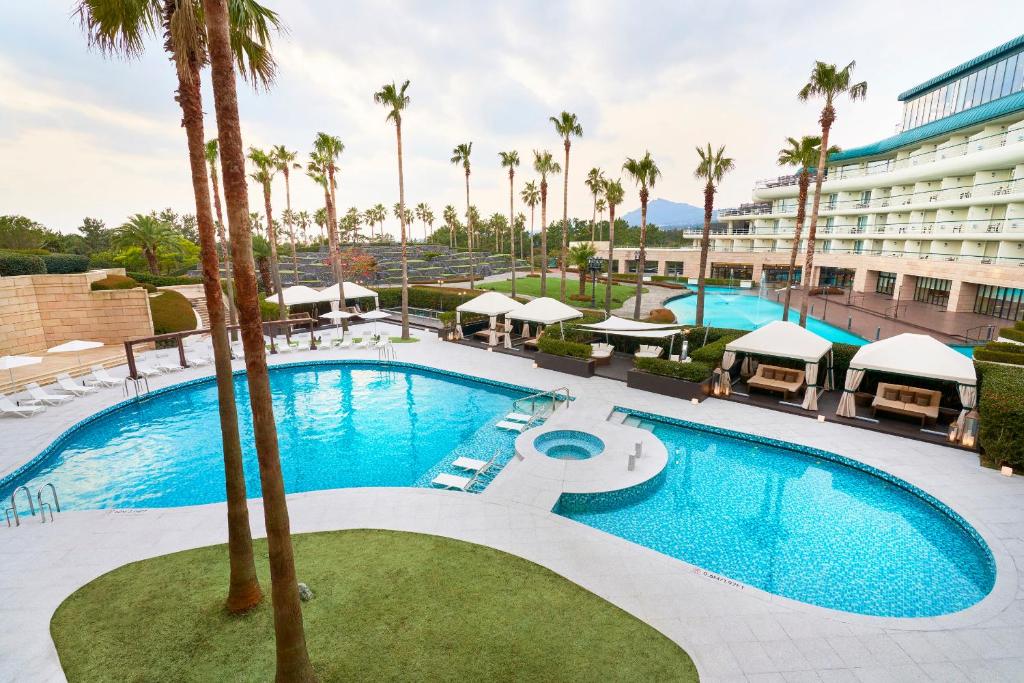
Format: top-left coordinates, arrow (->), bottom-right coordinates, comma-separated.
0,395 -> 44,417
187,353 -> 213,367
452,452 -> 499,474
634,344 -> 663,359
86,365 -> 120,388
152,354 -> 183,373
24,382 -> 73,406
354,335 -> 370,349
338,337 -> 352,350
134,363 -> 163,378
431,472 -> 479,491
56,373 -> 98,396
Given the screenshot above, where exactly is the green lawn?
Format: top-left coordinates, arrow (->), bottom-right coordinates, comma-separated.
479,275 -> 645,309
52,530 -> 696,682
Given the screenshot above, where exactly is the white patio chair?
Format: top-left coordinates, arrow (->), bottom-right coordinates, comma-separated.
24,382 -> 73,406
431,472 -> 480,491
56,373 -> 98,396
86,365 -> 120,388
0,395 -> 44,417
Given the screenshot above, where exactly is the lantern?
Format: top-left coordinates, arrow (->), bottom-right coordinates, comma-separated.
947,422 -> 960,443
711,368 -> 723,396
959,409 -> 980,449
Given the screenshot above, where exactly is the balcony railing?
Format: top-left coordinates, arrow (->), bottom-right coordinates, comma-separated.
697,244 -> 1024,266
717,217 -> 1020,237
718,201 -> 773,217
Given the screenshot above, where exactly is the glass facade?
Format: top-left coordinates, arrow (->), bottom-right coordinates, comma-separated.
901,48 -> 1024,131
876,272 -> 897,295
913,277 -> 952,306
710,263 -> 753,280
817,267 -> 855,288
762,265 -> 801,283
974,285 -> 1024,320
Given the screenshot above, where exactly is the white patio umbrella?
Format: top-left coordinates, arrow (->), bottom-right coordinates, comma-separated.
0,355 -> 42,386
47,340 -> 104,367
319,310 -> 355,336
360,309 -> 391,334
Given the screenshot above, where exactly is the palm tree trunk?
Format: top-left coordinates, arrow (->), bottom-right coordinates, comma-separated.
695,182 -> 714,327
325,172 -> 346,311
560,141 -> 570,302
529,205 -> 535,275
509,171 -> 517,298
210,158 -> 239,340
783,172 -> 810,321
605,206 -> 616,316
465,171 -> 474,289
396,121 -> 410,339
632,196 -> 647,320
203,3 -> 317,680
175,39 -> 261,614
800,108 -> 834,328
591,196 -> 596,243
285,171 -> 299,287
145,247 -> 160,275
263,187 -> 287,324
540,182 -> 548,296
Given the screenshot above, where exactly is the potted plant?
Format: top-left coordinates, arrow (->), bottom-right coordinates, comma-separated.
627,357 -> 712,401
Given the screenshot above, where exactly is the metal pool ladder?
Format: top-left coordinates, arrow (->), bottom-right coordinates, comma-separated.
5,483 -> 60,526
512,386 -> 572,418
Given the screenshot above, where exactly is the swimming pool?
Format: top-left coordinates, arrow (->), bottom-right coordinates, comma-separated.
556,411 -> 995,617
665,287 -> 866,345
1,362 -> 529,510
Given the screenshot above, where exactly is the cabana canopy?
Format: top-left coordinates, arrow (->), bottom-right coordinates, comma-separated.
507,297 -> 583,325
277,285 -> 323,306
836,333 -> 977,423
723,321 -> 833,410
456,291 -> 524,316
579,315 -> 680,333
319,281 -> 378,301
725,321 -> 832,363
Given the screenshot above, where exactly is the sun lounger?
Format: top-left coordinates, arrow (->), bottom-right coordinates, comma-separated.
86,365 -> 120,387
590,343 -> 614,365
496,420 -> 528,432
152,356 -> 183,373
504,412 -> 533,423
0,395 -> 44,417
134,363 -> 163,378
354,336 -> 370,349
337,337 -> 352,349
25,382 -> 73,406
452,452 -> 499,474
431,472 -> 479,491
56,373 -> 98,396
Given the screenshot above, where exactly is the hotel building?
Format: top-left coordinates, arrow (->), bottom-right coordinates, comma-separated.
596,34 -> 1024,323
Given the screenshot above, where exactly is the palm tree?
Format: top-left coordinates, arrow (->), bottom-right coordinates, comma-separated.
311,133 -> 346,307
693,144 -> 735,328
296,210 -> 312,243
532,150 -> 561,295
248,147 -> 286,320
602,179 -> 625,316
520,180 -> 540,274
114,213 -> 181,275
343,207 -> 362,243
550,112 -> 583,301
499,150 -> 520,297
251,234 -> 273,292
271,145 -> 300,282
776,136 -> 838,320
569,242 -> 597,296
450,142 -> 475,288
414,202 -> 430,241
585,167 -> 605,242
443,204 -> 458,248
595,196 -> 608,242
515,212 -> 527,264
423,207 -> 435,241
205,139 -> 238,334
371,203 -> 387,239
798,60 -> 868,327
622,152 -> 661,319
203,2 -> 316,679
76,0 -> 275,618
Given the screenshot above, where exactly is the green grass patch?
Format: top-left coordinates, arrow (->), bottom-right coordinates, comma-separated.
479,276 -> 645,309
51,530 -> 695,682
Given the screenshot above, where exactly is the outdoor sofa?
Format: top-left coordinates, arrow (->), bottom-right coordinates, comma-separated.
870,382 -> 941,425
746,364 -> 805,399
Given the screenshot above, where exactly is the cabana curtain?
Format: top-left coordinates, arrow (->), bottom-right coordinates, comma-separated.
802,362 -> 820,410
720,350 -> 737,395
836,368 -> 865,418
955,383 -> 977,433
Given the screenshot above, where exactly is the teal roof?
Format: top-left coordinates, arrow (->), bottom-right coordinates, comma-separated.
898,34 -> 1024,101
829,90 -> 1024,163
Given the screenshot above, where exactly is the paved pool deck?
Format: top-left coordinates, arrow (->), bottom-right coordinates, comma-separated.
2,322 -> 1023,682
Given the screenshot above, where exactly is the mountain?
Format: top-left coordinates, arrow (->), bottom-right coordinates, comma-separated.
621,198 -> 715,228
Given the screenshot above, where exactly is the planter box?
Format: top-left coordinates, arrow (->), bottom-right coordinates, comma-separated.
535,351 -> 595,377
627,369 -> 708,402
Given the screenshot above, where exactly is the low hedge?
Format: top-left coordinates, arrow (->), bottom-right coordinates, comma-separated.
690,335 -> 744,364
537,334 -> 592,359
0,251 -> 46,276
128,271 -> 202,287
40,253 -> 89,274
259,297 -> 280,321
684,326 -> 747,352
975,341 -> 1024,366
997,322 -> 1024,343
634,357 -> 712,382
149,290 -> 197,335
91,274 -> 141,291
977,362 -> 1024,468
376,285 -> 474,311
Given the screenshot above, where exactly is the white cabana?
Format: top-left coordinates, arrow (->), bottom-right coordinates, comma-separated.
507,297 -> 582,339
276,285 -> 323,306
455,292 -> 525,345
724,321 -> 833,409
579,315 -> 680,332
317,281 -> 379,307
835,333 -> 977,426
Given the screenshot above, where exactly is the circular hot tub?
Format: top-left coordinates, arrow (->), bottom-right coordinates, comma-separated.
534,430 -> 605,460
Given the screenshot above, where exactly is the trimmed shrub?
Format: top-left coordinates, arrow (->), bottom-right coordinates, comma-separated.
646,308 -> 676,324
537,334 -> 592,359
997,324 -> 1024,343
975,342 -> 1024,366
977,362 -> 1024,468
831,342 -> 861,381
259,297 -> 280,321
634,357 -> 712,382
422,251 -> 442,261
684,326 -> 747,352
91,274 -> 140,290
376,285 -> 474,311
0,251 -> 46,276
40,253 -> 89,274
149,290 -> 197,335
690,334 -> 743,365
127,271 -> 202,287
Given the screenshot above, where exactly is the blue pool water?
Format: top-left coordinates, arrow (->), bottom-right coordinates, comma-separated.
535,430 -> 605,460
1,362 -> 527,510
665,287 -> 867,345
556,412 -> 995,617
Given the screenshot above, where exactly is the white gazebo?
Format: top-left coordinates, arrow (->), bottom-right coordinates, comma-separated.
317,281 -> 379,309
455,292 -> 524,345
507,297 -> 583,339
835,333 -> 977,432
723,321 -> 833,410
579,315 -> 686,357
276,285 -> 324,307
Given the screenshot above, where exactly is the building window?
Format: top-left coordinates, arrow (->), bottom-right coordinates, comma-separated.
856,216 -> 868,232
762,265 -> 800,283
876,271 -> 897,296
974,285 -> 1024,321
710,263 -> 753,280
827,194 -> 837,210
665,261 -> 685,277
817,267 -> 855,288
913,277 -> 952,306
1001,54 -> 1018,97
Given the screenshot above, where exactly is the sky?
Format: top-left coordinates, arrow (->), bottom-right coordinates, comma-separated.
2,1 -> 1023,237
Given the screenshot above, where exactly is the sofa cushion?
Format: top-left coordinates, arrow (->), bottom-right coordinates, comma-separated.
763,369 -> 776,380
899,391 -> 914,403
883,388 -> 898,401
914,394 -> 930,407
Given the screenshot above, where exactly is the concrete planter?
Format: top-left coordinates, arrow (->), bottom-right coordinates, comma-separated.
535,352 -> 596,377
627,369 -> 709,402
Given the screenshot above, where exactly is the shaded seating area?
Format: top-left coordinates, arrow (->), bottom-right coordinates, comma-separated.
578,315 -> 684,366
746,365 -> 806,400
455,291 -> 524,347
507,297 -> 583,345
836,334 -> 978,445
